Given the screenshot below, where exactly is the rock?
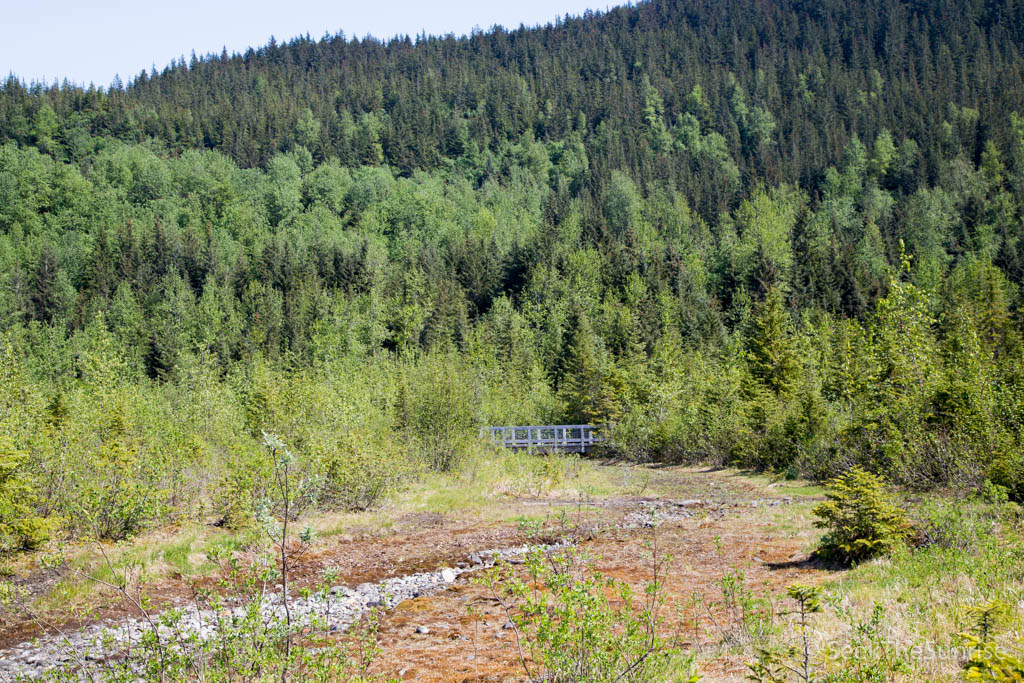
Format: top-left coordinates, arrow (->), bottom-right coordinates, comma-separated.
0,539 -> 588,680
502,620 -> 514,630
329,585 -> 356,598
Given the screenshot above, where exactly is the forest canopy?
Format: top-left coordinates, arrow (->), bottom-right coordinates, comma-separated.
2,0 -> 1024,547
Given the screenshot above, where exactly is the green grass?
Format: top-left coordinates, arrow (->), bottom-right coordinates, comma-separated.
691,494 -> 1024,681
148,534 -> 197,575
807,497 -> 1024,679
25,526 -> 252,617
14,460 -> 1021,683
773,482 -> 827,496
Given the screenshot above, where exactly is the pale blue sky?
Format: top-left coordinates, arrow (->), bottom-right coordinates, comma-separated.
2,0 -> 612,87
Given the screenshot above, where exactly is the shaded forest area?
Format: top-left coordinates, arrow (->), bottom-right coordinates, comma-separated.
3,0 -> 1024,549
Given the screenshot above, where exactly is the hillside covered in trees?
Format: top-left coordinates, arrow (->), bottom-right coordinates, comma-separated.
3,0 -> 1024,549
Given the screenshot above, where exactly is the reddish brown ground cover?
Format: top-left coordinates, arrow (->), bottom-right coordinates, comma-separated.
0,467 -> 829,680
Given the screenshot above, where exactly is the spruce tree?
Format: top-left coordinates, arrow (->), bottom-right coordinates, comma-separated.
560,315 -> 623,425
746,286 -> 799,396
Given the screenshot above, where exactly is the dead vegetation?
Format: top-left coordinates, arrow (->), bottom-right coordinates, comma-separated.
4,458 -> 1014,681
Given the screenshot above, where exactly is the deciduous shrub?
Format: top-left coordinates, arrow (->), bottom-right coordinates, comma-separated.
395,355 -> 479,472
812,467 -> 911,565
479,544 -> 699,682
75,438 -> 167,541
986,455 -> 1024,503
321,442 -> 405,512
0,437 -> 50,554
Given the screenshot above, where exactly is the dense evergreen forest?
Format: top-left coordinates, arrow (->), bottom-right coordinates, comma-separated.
3,0 -> 1024,549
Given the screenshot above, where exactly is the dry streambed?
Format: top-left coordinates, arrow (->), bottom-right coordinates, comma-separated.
0,541 -> 579,680
0,488 -> 802,681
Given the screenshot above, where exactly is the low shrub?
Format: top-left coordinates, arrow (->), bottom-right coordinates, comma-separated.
959,600 -> 1024,682
319,429 -> 410,511
74,438 -> 168,541
909,496 -> 1020,551
985,455 -> 1024,503
395,355 -> 480,473
812,467 -> 911,565
748,584 -> 912,682
478,543 -> 699,682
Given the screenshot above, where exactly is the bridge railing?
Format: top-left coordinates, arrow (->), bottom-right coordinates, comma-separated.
483,424 -> 602,452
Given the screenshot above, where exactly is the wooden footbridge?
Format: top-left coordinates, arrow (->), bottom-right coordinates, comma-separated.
483,425 -> 602,453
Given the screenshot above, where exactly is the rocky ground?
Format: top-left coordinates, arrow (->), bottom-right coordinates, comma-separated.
0,542 -> 575,680
0,465 -> 828,681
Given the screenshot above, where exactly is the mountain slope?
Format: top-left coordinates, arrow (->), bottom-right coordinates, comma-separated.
4,0 -> 1024,204
0,0 -> 1023,524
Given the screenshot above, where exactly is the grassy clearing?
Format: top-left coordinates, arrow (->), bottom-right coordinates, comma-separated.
811,498 -> 1024,680
692,492 -> 1024,681
9,457 -> 1018,683
23,526 -> 248,618
9,452 -> 648,619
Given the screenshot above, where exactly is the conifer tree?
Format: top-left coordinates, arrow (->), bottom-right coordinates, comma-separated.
560,315 -> 623,425
746,286 -> 799,396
